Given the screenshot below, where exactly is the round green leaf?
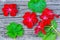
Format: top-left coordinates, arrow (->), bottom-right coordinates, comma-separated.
28,0 -> 46,13
6,22 -> 24,38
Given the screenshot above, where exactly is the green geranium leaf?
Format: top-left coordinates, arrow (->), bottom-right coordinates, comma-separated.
6,22 -> 24,38
28,0 -> 46,13
7,32 -> 17,38
17,24 -> 23,30
38,31 -> 44,37
43,32 -> 56,40
6,22 -> 17,30
51,20 -> 58,29
17,30 -> 24,36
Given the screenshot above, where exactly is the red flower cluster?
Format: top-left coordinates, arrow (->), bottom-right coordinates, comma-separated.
23,8 -> 60,34
2,4 -> 18,16
35,8 -> 59,35
23,12 -> 38,29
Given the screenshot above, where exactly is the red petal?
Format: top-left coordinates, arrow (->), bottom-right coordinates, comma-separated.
9,4 -> 17,8
27,22 -> 33,28
35,28 -> 41,34
31,12 -> 36,18
4,4 -> 9,9
23,12 -> 31,19
41,29 -> 46,34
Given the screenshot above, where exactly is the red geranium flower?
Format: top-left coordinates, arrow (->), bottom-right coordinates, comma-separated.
2,4 -> 18,16
41,8 -> 54,20
40,8 -> 55,25
35,21 -> 46,34
23,12 -> 38,29
40,15 -> 51,25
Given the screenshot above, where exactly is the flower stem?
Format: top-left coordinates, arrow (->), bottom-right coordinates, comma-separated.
51,26 -> 60,36
14,38 -> 16,40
